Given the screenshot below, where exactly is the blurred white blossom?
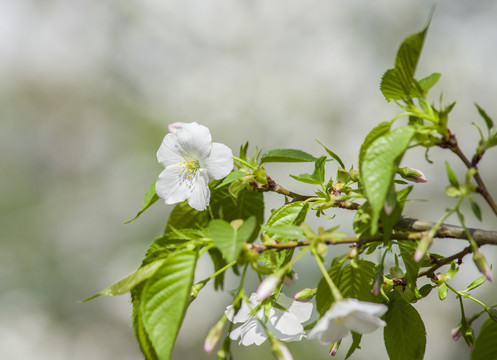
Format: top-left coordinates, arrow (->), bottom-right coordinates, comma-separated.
308,298 -> 387,344
225,293 -> 313,346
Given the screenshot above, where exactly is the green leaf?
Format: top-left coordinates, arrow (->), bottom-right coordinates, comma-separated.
316,260 -> 378,315
471,318 -> 497,360
470,196 -> 483,221
418,72 -> 441,93
361,126 -> 416,233
210,187 -> 264,226
215,171 -> 247,189
82,259 -> 167,302
317,140 -> 345,169
395,26 -> 428,87
418,284 -> 434,298
126,179 -> 159,223
290,156 -> 327,185
380,185 -> 413,241
398,241 -> 421,300
336,168 -> 350,184
132,285 -> 158,360
165,200 -> 208,233
380,69 -> 411,101
207,248 -> 227,290
475,103 -> 494,131
462,275 -> 487,293
261,225 -> 304,240
384,293 -> 426,360
209,217 -> 256,263
345,331 -> 362,359
359,121 -> 392,171
438,283 -> 447,300
266,202 -> 306,232
445,161 -> 459,187
339,261 -> 377,302
140,251 -> 198,360
315,255 -> 347,315
380,21 -> 431,101
261,149 -> 317,163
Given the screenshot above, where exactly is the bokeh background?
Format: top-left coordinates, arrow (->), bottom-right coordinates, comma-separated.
2,1 -> 497,359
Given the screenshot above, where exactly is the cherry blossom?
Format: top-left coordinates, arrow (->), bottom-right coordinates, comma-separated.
155,122 -> 233,211
225,293 -> 313,346
308,298 -> 387,344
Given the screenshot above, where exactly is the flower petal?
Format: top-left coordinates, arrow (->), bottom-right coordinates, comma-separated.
307,313 -> 349,344
157,132 -> 183,167
226,300 -> 253,324
277,293 -> 313,323
155,165 -> 193,205
157,122 -> 212,167
345,298 -> 388,317
270,309 -> 305,341
174,122 -> 213,161
204,142 -> 234,180
344,311 -> 386,334
230,320 -> 267,346
186,170 -> 210,211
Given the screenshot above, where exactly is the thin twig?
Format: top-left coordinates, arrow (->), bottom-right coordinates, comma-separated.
418,246 -> 472,279
439,130 -> 497,216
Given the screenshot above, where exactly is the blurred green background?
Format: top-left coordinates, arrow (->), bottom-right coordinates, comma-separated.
2,1 -> 497,359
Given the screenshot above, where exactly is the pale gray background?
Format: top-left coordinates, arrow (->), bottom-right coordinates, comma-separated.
1,1 -> 496,359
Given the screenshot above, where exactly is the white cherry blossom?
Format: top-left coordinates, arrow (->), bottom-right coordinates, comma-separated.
155,122 -> 233,211
308,298 -> 388,344
225,293 -> 313,346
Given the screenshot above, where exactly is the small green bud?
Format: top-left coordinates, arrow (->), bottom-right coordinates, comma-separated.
473,251 -> 493,282
191,280 -> 207,300
316,242 -> 327,258
463,327 -> 475,350
397,167 -> 428,183
487,308 -> 497,322
293,288 -> 317,301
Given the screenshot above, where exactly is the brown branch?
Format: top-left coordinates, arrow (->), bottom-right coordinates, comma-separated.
250,176 -> 497,246
439,130 -> 497,216
395,217 -> 497,246
248,233 -> 423,253
417,246 -> 472,279
249,177 -> 312,202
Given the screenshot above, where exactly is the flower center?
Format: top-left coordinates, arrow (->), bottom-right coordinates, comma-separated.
180,156 -> 200,179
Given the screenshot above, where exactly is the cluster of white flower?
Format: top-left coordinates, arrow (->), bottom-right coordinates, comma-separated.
156,123 -> 389,356
223,292 -> 387,350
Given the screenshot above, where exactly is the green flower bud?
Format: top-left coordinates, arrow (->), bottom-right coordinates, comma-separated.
293,288 -> 317,301
204,315 -> 227,354
473,251 -> 492,282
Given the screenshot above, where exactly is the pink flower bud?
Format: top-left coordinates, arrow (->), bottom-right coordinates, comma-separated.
414,250 -> 424,262
451,326 -> 462,341
473,251 -> 493,282
284,272 -> 298,287
203,316 -> 227,354
397,167 -> 427,183
330,342 -> 339,356
168,122 -> 186,133
255,276 -> 279,302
